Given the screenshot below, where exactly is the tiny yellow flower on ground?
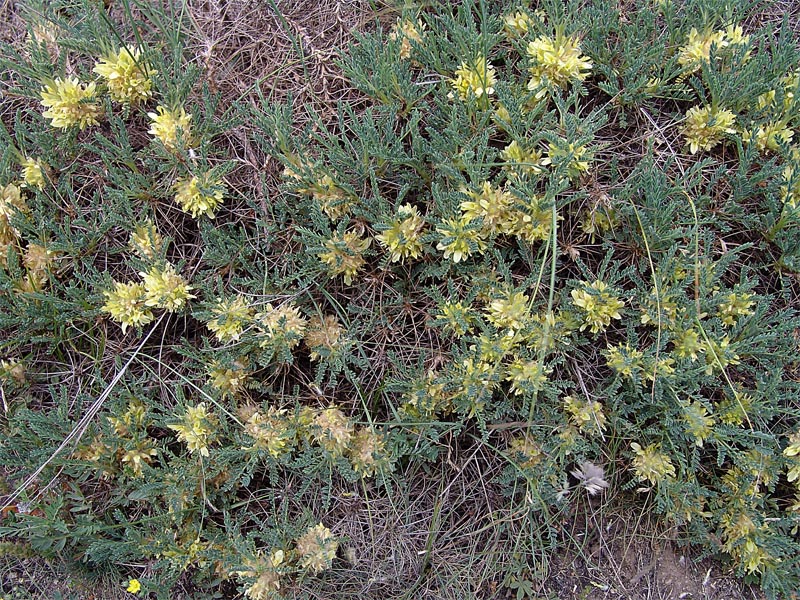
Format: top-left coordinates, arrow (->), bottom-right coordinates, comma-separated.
682,105 -> 736,154
93,47 -> 155,104
148,105 -> 192,150
126,578 -> 141,594
102,281 -> 154,333
174,173 -> 225,219
449,56 -> 496,105
21,158 -> 45,189
526,34 -> 592,98
140,262 -> 194,311
40,77 -> 102,130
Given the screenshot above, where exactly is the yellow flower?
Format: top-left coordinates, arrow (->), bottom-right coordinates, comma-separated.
436,216 -> 487,263
389,17 -> 424,60
312,406 -> 353,456
21,157 -> 45,189
173,173 -> 225,219
256,302 -> 307,350
207,295 -> 252,342
605,343 -> 644,378
318,231 -> 371,284
243,408 -> 293,458
147,105 -> 192,150
449,55 -> 496,105
501,140 -> 546,179
503,11 -> 533,37
295,523 -> 338,574
169,403 -> 215,457
375,203 -> 425,262
526,34 -> 592,98
40,77 -> 102,130
682,105 -> 736,154
93,47 -> 155,104
121,440 -> 157,476
348,427 -> 389,477
630,442 -> 676,486
745,121 -> 794,153
436,301 -> 475,337
505,359 -> 550,395
129,221 -> 164,259
304,314 -> 346,361
677,27 -> 727,70
781,150 -> 800,208
542,140 -> 591,181
571,280 -> 624,334
208,359 -> 249,396
460,181 -> 517,235
563,395 -> 606,436
717,292 -> 754,326
485,290 -> 530,332
102,281 -> 154,333
126,578 -> 142,594
508,435 -> 542,469
140,262 -> 194,311
681,399 -> 715,447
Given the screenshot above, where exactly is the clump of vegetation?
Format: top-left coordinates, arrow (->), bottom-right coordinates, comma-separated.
1,0 -> 799,598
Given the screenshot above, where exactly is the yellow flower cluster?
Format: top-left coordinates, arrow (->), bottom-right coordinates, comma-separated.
101,281 -> 154,333
563,395 -> 606,436
449,56 -> 496,105
501,140 -> 546,179
304,314 -> 346,361
744,121 -> 794,154
677,25 -> 749,71
140,262 -> 195,310
571,280 -> 624,333
208,359 -> 249,396
460,181 -> 518,235
173,173 -> 225,219
40,77 -> 102,130
295,523 -> 338,574
435,216 -> 487,263
129,221 -> 164,259
717,292 -> 754,326
505,359 -> 550,396
508,435 -> 542,469
389,17 -> 424,60
169,403 -> 215,457
256,302 -> 307,351
349,427 -> 389,477
318,231 -> 371,284
485,290 -> 530,332
630,442 -> 676,487
682,105 -> 736,154
147,105 -> 192,150
207,295 -> 252,342
93,47 -> 155,104
312,406 -> 353,456
781,150 -> 800,209
101,262 -> 193,332
437,301 -> 475,337
375,204 -> 425,262
526,34 -> 592,99
681,399 -> 715,447
243,408 -> 293,458
503,11 -> 533,37
542,140 -> 591,181
21,157 -> 45,189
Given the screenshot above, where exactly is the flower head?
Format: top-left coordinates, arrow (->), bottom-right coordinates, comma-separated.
348,427 -> 390,477
312,406 -> 353,456
243,408 -> 293,458
682,105 -> 736,154
436,216 -> 487,263
140,262 -> 194,311
630,442 -> 676,487
304,314 -> 346,361
449,56 -> 496,106
169,403 -> 215,457
129,221 -> 164,259
318,231 -> 371,284
563,395 -> 607,436
460,181 -> 518,235
101,281 -> 154,333
126,579 -> 142,594
93,47 -> 155,104
173,173 -> 225,219
677,27 -> 727,70
375,204 -> 425,262
526,34 -> 592,98
295,523 -> 338,574
571,280 -> 624,333
207,295 -> 252,342
147,105 -> 192,150
503,11 -> 534,38
256,302 -> 307,351
40,77 -> 102,130
485,290 -> 530,332
21,158 -> 45,189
